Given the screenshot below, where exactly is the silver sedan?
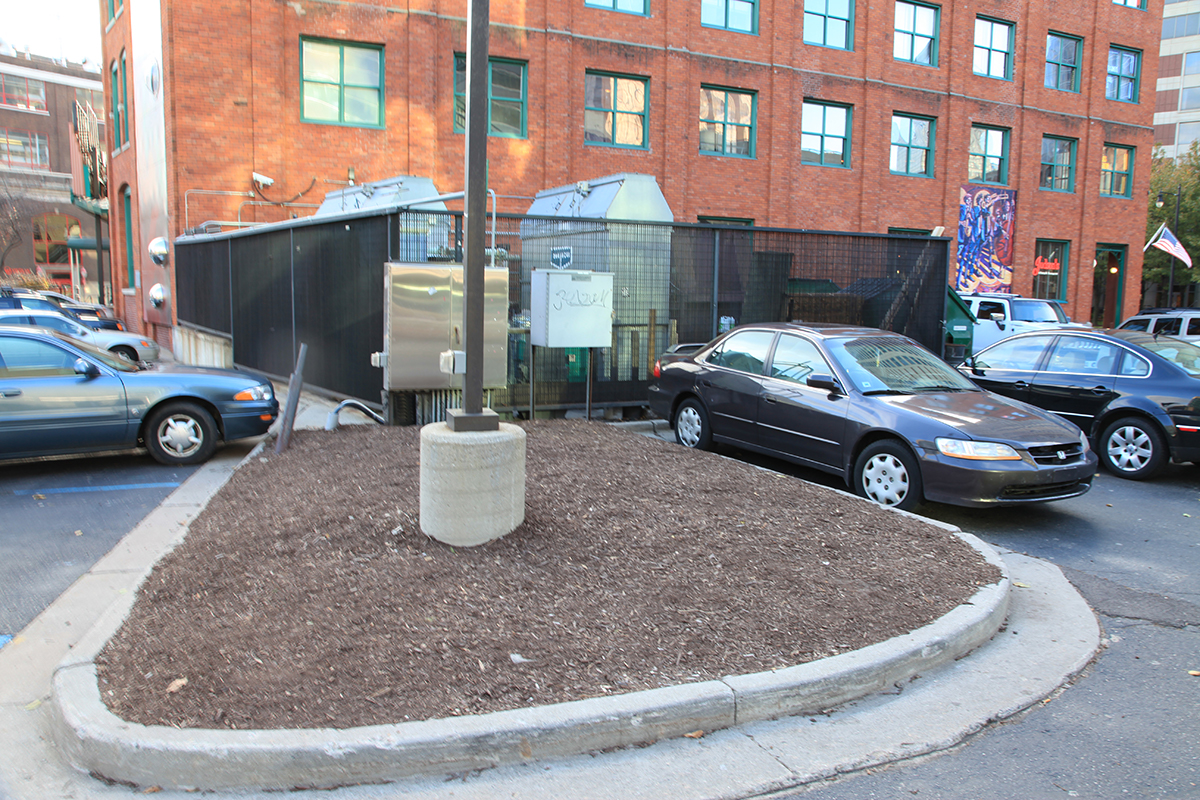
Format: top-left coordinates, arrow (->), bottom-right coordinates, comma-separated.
0,309 -> 159,362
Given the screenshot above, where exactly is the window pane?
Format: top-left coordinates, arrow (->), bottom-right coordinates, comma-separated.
895,2 -> 913,30
911,118 -> 929,146
729,125 -> 752,155
700,0 -> 723,26
1186,52 -> 1200,74
894,31 -> 913,59
729,0 -> 754,30
490,99 -> 523,135
585,109 -> 612,142
343,48 -> 379,86
343,86 -> 379,124
614,113 -> 644,145
914,5 -> 935,34
615,79 -> 643,112
728,92 -> 752,124
700,120 -> 723,151
303,83 -> 340,121
491,62 -> 523,100
303,41 -> 341,82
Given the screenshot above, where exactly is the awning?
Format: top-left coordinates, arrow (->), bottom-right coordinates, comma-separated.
67,236 -> 110,251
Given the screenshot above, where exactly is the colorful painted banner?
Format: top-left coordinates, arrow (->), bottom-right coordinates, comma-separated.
955,185 -> 1017,293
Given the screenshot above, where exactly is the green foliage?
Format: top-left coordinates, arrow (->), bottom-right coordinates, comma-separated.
1147,143 -> 1200,287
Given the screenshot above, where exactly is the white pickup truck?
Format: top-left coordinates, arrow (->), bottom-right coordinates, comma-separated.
959,292 -> 1088,354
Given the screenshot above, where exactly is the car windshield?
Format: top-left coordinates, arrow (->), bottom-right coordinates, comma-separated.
826,336 -> 978,394
1011,299 -> 1068,323
1136,336 -> 1200,377
46,329 -> 139,372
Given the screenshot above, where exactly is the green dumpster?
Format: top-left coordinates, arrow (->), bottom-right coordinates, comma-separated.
944,288 -> 976,362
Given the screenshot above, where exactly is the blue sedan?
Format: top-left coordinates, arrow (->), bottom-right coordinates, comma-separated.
0,325 -> 279,465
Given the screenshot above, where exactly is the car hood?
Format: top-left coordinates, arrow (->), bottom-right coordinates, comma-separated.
129,362 -> 272,384
880,390 -> 1080,443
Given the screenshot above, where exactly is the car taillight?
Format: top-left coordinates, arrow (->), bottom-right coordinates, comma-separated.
115,322 -> 125,330
653,359 -> 661,378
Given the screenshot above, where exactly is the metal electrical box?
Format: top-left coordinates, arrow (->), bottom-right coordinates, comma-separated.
383,262 -> 508,390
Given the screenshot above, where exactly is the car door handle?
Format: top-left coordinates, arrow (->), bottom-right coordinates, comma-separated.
764,395 -> 777,404
0,389 -> 21,398
1090,386 -> 1109,395
700,379 -> 712,387
1013,381 -> 1028,389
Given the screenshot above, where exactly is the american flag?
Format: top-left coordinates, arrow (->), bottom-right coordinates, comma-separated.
1149,225 -> 1193,268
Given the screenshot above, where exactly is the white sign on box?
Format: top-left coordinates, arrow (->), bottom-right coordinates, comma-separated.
530,269 -> 614,348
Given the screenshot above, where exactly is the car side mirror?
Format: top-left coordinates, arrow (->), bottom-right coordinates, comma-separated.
807,373 -> 843,395
74,358 -> 100,378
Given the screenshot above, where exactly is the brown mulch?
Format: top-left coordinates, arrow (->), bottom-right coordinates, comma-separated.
96,420 -> 1001,731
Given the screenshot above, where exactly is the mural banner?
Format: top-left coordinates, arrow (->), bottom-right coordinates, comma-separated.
955,185 -> 1016,293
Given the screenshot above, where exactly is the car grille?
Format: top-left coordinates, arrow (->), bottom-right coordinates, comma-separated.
1001,479 -> 1090,500
1028,442 -> 1086,466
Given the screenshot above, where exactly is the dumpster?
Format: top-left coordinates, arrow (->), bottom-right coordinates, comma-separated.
944,287 -> 976,362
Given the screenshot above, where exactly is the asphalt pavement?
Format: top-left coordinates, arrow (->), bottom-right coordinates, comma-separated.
0,391 -> 1103,799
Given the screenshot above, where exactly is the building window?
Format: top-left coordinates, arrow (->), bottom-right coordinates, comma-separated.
106,0 -> 115,21
890,114 -> 934,177
968,125 -> 1008,184
1033,240 -> 1068,301
1181,87 -> 1200,110
1045,33 -> 1081,92
301,39 -> 383,127
0,129 -> 50,170
973,17 -> 1013,79
804,0 -> 853,50
1112,0 -> 1144,8
1164,14 -> 1200,40
454,55 -> 528,138
584,72 -> 648,148
110,56 -> 128,147
1100,144 -> 1134,197
1179,121 -> 1200,150
894,1 -> 938,66
1185,52 -> 1200,74
32,214 -> 78,266
699,216 -> 754,226
585,0 -> 649,13
700,0 -> 757,33
123,187 -> 134,286
699,86 -> 755,157
1039,136 -> 1076,192
801,101 -> 851,167
0,74 -> 47,112
1106,46 -> 1140,103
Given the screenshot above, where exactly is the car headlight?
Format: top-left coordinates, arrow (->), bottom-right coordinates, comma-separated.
1079,429 -> 1091,453
234,384 -> 274,402
935,438 -> 1022,460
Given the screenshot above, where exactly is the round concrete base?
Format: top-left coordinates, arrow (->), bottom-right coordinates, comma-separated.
419,422 -> 527,546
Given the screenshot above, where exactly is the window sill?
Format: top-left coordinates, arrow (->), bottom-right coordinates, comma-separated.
121,288 -> 137,296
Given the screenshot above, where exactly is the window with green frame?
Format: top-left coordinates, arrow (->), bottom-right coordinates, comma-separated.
894,1 -> 938,66
801,101 -> 851,167
301,39 -> 383,127
890,114 -> 934,176
1106,46 -> 1140,103
968,125 -> 1008,184
454,55 -> 528,138
122,187 -> 134,285
698,216 -> 754,225
110,56 -> 128,147
1033,240 -> 1068,300
584,72 -> 648,148
1112,0 -> 1144,8
804,0 -> 852,49
1039,136 -> 1076,192
1100,144 -> 1133,197
699,86 -> 755,157
584,0 -> 648,14
700,0 -> 757,33
1045,32 -> 1081,92
973,17 -> 1013,79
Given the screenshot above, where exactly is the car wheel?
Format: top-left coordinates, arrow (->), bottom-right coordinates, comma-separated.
1099,416 -> 1166,480
674,398 -> 713,450
110,345 -> 138,361
145,402 -> 218,465
853,440 -> 923,511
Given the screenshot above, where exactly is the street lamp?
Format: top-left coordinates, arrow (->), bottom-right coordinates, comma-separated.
1156,186 -> 1182,308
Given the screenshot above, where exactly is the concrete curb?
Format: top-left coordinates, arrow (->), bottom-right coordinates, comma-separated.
47,523 -> 1009,791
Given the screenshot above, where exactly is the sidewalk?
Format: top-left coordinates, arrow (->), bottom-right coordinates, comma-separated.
0,390 -> 1101,800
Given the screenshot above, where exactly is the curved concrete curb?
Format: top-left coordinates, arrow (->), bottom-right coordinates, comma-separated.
48,532 -> 1008,792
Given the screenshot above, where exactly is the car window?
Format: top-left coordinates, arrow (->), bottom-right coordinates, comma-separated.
1117,317 -> 1150,332
1012,300 -> 1068,323
0,314 -> 33,326
1154,317 -> 1182,336
1189,318 -> 1200,336
1133,337 -> 1200,377
0,335 -> 79,377
704,330 -> 774,375
1044,338 -> 1122,375
826,336 -> 976,393
17,296 -> 58,312
31,314 -> 82,335
1119,352 -> 1151,377
973,336 -> 1051,370
977,301 -> 1006,320
767,334 -> 830,385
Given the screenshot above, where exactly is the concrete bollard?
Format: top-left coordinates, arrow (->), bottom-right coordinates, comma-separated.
419,422 -> 526,546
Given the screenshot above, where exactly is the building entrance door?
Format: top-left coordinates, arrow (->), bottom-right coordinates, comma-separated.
1093,245 -> 1126,327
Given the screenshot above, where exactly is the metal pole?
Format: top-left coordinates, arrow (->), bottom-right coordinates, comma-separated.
586,347 -> 593,421
1170,185 -> 1181,308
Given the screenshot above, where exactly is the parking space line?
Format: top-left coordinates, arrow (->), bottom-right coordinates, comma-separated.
12,482 -> 181,496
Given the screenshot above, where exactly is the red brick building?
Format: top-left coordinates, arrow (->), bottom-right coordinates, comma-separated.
102,0 -> 1158,343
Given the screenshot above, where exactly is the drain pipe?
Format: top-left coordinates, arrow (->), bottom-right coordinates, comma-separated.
325,399 -> 388,430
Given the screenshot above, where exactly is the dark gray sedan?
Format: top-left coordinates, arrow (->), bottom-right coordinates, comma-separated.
0,325 -> 279,466
648,323 -> 1097,511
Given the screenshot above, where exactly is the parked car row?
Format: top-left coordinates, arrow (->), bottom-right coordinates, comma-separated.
0,326 -> 278,466
0,286 -> 125,331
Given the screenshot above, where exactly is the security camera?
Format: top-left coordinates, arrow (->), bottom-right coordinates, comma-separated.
252,172 -> 275,187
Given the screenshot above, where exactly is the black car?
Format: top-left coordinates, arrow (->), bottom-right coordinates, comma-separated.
0,287 -> 124,331
959,328 -> 1200,480
648,323 -> 1096,511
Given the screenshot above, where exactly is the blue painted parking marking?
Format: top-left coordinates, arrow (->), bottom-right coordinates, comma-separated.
13,482 -> 181,496
0,635 -> 11,648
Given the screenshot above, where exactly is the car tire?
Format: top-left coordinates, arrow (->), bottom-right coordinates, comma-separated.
1099,416 -> 1166,480
853,440 -> 923,511
145,402 -> 218,465
674,398 -> 713,450
110,345 -> 138,361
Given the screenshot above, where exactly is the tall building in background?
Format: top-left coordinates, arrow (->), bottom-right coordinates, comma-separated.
1154,0 -> 1200,159
103,0 -> 1158,347
0,49 -> 107,303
